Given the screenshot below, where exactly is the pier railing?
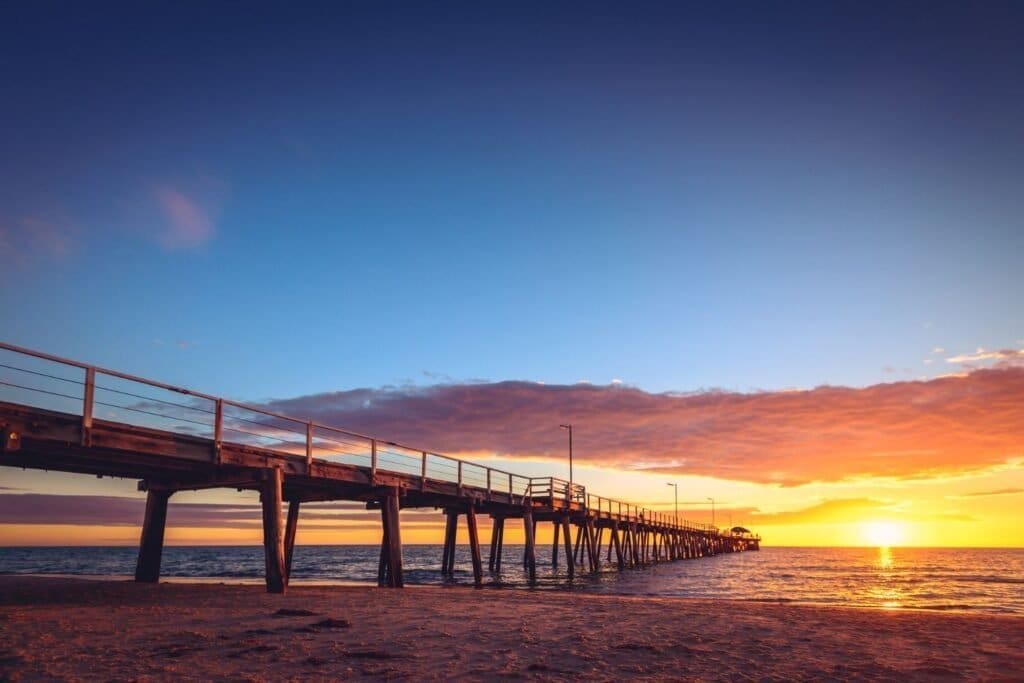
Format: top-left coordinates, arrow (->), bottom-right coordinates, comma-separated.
1,341 -> 724,534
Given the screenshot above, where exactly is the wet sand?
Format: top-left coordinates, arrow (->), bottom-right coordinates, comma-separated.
0,576 -> 1021,681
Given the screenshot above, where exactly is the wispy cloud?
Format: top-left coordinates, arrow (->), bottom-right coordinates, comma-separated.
0,215 -> 76,268
153,185 -> 217,250
953,488 -> 1024,498
0,494 -> 437,530
946,347 -> 1024,365
265,367 -> 1024,486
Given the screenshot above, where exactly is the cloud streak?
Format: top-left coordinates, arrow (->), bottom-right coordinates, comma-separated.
153,186 -> 216,250
0,494 -> 437,530
0,215 -> 76,269
954,488 -> 1024,498
265,367 -> 1024,486
946,347 -> 1024,365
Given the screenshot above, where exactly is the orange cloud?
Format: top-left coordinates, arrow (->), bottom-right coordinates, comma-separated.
266,367 -> 1024,486
0,215 -> 75,268
153,185 -> 217,250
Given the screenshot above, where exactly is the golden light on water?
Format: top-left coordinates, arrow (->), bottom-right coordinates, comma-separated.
861,521 -> 906,547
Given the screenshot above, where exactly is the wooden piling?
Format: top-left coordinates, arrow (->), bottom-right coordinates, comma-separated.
378,522 -> 390,586
260,468 -> 287,594
488,517 -> 501,571
441,509 -> 458,576
522,507 -> 537,585
491,518 -> 499,573
284,500 -> 300,583
552,519 -> 560,567
561,516 -> 574,579
591,520 -> 601,572
384,490 -> 404,587
134,489 -> 172,583
611,524 -> 625,570
466,504 -> 484,588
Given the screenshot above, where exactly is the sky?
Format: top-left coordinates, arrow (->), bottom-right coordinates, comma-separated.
1,1 -> 1022,548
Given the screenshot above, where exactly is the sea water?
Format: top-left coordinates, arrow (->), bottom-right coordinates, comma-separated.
0,545 -> 1021,615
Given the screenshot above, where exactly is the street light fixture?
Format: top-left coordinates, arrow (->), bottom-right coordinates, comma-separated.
707,497 -> 715,527
559,424 -> 573,496
666,482 -> 678,524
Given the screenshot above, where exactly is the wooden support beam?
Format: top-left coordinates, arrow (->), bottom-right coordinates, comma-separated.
284,500 -> 300,583
442,509 -> 458,576
488,516 -> 505,573
562,516 -> 574,579
579,519 -> 594,573
573,523 -> 584,565
80,367 -> 95,447
587,519 -> 600,573
488,516 -> 501,572
260,467 -> 287,594
378,515 -> 390,586
611,525 -> 624,570
466,504 -> 483,588
134,489 -> 172,583
522,507 -> 537,585
384,490 -> 403,587
139,472 -> 268,494
551,519 -> 560,567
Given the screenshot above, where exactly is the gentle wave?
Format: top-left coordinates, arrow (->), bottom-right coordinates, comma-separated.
0,545 -> 1022,615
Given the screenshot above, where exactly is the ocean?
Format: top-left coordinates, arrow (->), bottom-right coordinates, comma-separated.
1,545 -> 1021,615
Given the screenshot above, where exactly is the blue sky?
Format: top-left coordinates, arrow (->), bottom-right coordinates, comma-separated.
3,1 -> 1022,401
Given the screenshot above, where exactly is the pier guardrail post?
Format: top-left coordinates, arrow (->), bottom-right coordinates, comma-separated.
81,367 -> 95,447
370,439 -> 378,483
305,421 -> 312,473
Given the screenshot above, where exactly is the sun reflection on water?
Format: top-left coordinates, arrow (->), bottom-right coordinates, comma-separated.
871,546 -> 902,609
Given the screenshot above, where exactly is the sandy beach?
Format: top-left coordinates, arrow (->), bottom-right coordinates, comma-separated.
0,576 -> 1021,681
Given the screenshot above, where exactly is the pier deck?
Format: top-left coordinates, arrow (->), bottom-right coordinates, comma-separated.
0,342 -> 759,592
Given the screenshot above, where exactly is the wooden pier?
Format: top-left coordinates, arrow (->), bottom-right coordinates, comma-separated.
0,342 -> 760,593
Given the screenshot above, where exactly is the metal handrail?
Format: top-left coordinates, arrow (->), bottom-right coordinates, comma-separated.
0,341 -> 743,536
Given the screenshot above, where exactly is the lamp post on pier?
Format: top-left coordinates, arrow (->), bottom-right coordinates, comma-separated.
666,482 -> 678,524
559,424 -> 573,500
707,497 -> 715,527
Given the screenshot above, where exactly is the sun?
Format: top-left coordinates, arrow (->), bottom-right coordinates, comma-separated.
861,521 -> 906,547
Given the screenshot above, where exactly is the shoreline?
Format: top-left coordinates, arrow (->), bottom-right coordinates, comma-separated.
1,570 -> 1020,617
2,576 -> 1022,680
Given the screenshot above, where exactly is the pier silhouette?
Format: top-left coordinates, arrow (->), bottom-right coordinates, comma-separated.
0,342 -> 759,593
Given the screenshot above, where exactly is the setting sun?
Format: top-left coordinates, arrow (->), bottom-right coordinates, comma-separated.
862,521 -> 907,547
